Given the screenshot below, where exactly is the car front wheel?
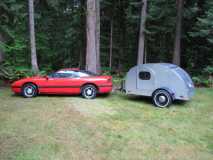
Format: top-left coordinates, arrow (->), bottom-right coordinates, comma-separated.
81,85 -> 97,99
22,83 -> 38,98
153,90 -> 172,108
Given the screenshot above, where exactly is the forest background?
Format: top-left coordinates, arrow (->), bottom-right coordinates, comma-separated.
0,0 -> 212,87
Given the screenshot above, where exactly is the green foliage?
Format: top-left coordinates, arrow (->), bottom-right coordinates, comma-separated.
192,65 -> 213,87
204,66 -> 213,87
204,66 -> 213,75
0,63 -> 47,81
101,68 -> 112,76
192,76 -> 208,87
0,0 -> 212,88
190,1 -> 213,44
192,76 -> 202,85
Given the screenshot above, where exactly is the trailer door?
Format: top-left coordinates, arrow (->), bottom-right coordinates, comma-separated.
137,67 -> 155,96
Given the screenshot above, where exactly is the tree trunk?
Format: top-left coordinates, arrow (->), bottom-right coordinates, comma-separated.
28,0 -> 39,72
0,34 -> 4,63
137,0 -> 147,65
173,0 -> 183,66
86,0 -> 99,74
144,45 -> 147,63
116,0 -> 127,73
96,0 -> 101,73
109,19 -> 113,69
79,0 -> 86,69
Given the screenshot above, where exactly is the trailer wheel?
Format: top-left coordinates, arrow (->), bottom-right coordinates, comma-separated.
152,90 -> 172,108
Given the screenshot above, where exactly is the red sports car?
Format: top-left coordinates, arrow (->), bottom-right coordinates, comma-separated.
11,68 -> 113,99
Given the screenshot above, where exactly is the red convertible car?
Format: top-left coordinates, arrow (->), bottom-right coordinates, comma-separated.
11,68 -> 113,99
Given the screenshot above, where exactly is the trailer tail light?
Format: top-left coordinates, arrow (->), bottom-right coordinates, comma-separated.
188,83 -> 193,88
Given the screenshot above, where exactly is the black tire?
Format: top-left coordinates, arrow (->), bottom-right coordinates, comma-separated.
152,90 -> 172,108
81,85 -> 97,99
21,83 -> 38,98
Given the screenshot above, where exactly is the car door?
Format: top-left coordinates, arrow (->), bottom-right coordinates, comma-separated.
39,72 -> 81,94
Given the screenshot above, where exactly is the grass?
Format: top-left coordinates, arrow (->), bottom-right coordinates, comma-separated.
0,87 -> 212,160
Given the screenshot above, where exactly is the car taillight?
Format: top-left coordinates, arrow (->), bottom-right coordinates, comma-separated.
107,77 -> 112,82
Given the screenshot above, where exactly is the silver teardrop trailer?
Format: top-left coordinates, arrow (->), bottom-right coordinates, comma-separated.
122,63 -> 195,108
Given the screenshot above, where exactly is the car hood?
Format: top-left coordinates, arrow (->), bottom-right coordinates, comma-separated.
11,76 -> 45,87
19,76 -> 45,81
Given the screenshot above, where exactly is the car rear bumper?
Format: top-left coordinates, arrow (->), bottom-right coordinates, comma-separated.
98,85 -> 113,93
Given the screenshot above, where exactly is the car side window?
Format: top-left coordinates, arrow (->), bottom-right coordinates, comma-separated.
58,73 -> 71,78
49,73 -> 72,78
48,73 -> 59,78
139,71 -> 151,80
71,72 -> 80,78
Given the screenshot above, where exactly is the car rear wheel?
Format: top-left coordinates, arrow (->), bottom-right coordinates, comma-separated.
22,83 -> 38,98
82,85 -> 97,99
153,90 -> 172,108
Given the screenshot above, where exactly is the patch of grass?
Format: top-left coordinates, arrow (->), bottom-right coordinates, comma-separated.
0,87 -> 213,160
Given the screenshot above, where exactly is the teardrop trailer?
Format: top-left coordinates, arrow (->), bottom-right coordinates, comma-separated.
122,63 -> 195,108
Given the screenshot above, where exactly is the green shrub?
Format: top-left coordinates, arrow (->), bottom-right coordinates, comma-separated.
192,76 -> 212,87
204,66 -> 213,75
204,66 -> 213,87
0,63 -> 47,82
192,76 -> 202,86
191,65 -> 213,87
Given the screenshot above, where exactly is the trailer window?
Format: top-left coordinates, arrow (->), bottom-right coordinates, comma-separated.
139,72 -> 151,80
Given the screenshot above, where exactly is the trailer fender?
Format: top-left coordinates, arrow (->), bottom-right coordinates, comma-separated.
153,87 -> 175,100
